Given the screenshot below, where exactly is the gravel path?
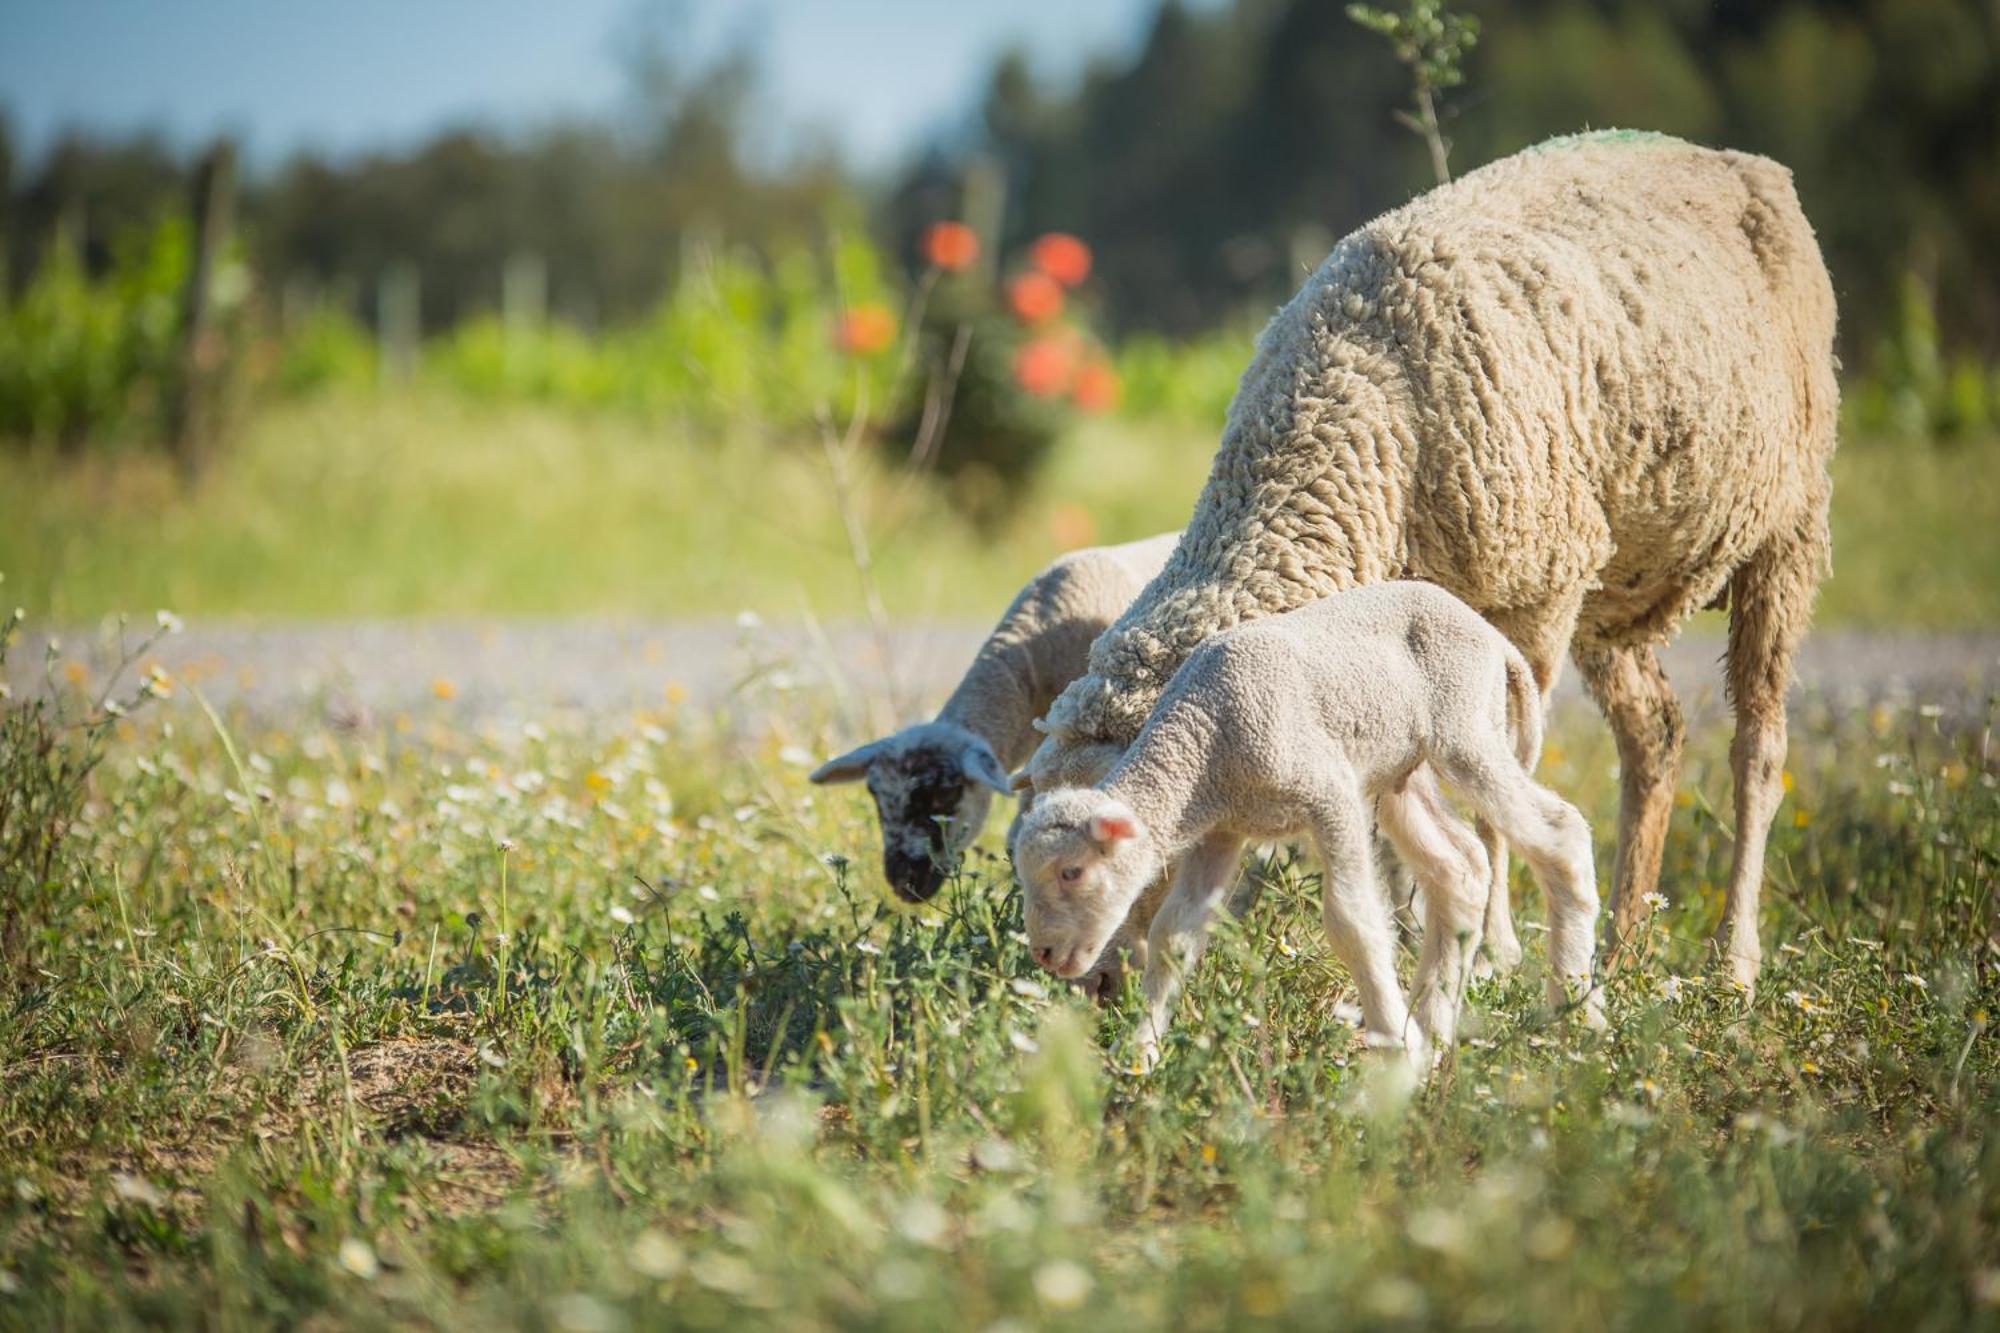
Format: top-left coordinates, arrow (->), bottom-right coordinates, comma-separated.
13,619 -> 1999,731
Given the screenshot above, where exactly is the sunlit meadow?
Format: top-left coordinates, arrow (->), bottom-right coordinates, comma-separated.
1,611 -> 1995,1330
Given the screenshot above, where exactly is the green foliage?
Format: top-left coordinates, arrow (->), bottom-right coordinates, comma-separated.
423,234 -> 900,431
270,307 -> 377,397
1347,0 -> 1480,96
1847,271 -> 2000,440
888,278 -> 1067,525
0,604 -> 167,982
1114,325 -> 1257,426
0,219 -> 190,447
0,669 -> 1994,1326
3,397 -> 1996,625
943,0 -> 2000,360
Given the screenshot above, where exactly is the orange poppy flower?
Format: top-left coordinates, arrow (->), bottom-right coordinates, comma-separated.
1007,271 -> 1065,325
1030,232 -> 1092,287
1070,362 -> 1121,413
834,303 -> 897,356
922,221 -> 980,272
1014,338 -> 1074,397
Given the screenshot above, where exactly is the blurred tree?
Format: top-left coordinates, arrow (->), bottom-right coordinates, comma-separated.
4,0 -> 1996,368
897,0 -> 2000,363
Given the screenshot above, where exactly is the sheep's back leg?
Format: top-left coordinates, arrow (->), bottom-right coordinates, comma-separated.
1307,777 -> 1422,1067
1437,736 -> 1603,1027
1575,643 -> 1685,966
1132,833 -> 1246,1070
1717,510 -> 1827,991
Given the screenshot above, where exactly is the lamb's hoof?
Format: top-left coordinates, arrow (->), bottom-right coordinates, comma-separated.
1474,936 -> 1523,980
1075,966 -> 1122,1006
1128,1036 -> 1162,1075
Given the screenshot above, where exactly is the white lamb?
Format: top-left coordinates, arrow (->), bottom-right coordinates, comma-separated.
1012,581 -> 1602,1073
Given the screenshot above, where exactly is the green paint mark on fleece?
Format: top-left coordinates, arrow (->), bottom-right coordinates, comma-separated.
1526,129 -> 1687,153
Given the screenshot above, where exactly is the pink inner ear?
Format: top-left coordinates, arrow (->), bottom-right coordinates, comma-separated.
1091,811 -> 1137,843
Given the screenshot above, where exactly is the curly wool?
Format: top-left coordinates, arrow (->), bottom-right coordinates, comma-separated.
939,533 -> 1179,767
1043,132 -> 1839,749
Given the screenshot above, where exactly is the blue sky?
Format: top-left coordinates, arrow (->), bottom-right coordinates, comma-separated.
0,0 -> 1191,172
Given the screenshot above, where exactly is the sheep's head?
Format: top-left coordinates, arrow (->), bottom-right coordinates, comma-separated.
809,722 -> 1013,902
1011,788 -> 1159,979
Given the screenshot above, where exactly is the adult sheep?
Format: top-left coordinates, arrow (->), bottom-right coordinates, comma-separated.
1030,132 -> 1838,989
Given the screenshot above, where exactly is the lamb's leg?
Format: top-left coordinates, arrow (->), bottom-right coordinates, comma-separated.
1475,599 -> 1578,976
1132,833 -> 1246,1070
1470,818 -> 1520,977
1308,778 -> 1422,1068
1575,643 -> 1685,965
1080,870 -> 1171,1002
1377,770 -> 1489,1050
1717,514 -> 1825,992
1442,740 -> 1603,1028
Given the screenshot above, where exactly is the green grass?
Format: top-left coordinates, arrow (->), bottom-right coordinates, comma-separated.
2,637 -> 1996,1327
3,393 -> 1996,625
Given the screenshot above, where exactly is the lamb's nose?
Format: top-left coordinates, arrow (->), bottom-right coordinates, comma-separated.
1032,945 -> 1055,969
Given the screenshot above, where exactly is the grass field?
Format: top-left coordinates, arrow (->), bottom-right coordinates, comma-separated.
2,623 -> 1995,1327
3,393 -> 1997,626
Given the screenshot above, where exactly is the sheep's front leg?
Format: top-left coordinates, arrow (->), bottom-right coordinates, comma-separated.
1131,833 -> 1246,1071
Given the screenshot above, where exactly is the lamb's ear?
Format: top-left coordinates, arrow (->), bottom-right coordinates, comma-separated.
1009,770 -> 1036,793
809,739 -> 887,785
960,743 -> 1013,795
1088,801 -> 1140,845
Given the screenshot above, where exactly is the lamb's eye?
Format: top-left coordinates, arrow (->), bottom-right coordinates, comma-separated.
1059,865 -> 1084,884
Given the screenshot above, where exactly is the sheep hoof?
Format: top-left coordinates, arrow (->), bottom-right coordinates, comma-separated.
1722,950 -> 1761,996
1706,930 -> 1762,996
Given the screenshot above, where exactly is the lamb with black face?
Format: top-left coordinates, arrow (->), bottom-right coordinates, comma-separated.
809,721 -> 1015,903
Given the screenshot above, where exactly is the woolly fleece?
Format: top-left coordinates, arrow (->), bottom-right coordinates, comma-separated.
1033,134 -> 1838,984
810,533 -> 1175,903
1014,582 -> 1601,1069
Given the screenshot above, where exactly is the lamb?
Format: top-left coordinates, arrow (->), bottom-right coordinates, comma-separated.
1013,582 -> 1602,1072
1030,132 -> 1839,989
811,533 -> 1178,903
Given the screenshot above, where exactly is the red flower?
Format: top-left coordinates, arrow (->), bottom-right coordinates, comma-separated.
1070,362 -> 1121,413
922,221 -> 980,272
1030,232 -> 1092,287
1006,271 -> 1065,325
1014,338 -> 1074,397
834,303 -> 897,356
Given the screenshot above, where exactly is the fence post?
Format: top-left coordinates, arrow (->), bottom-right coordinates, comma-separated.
168,138 -> 236,476
378,263 -> 421,385
502,250 -> 546,376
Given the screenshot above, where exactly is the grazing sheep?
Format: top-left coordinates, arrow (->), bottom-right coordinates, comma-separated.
811,533 -> 1177,903
1013,582 -> 1601,1072
1032,132 -> 1838,989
